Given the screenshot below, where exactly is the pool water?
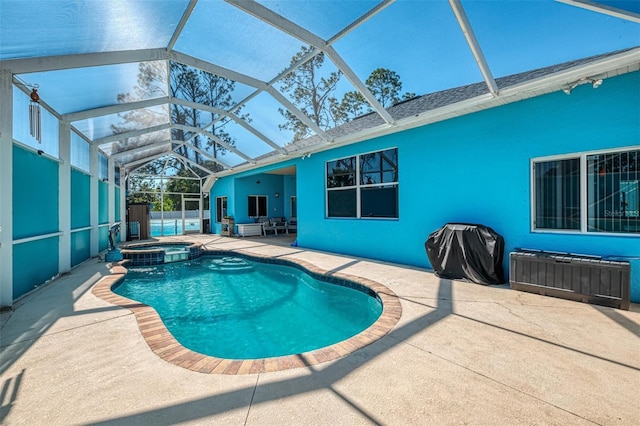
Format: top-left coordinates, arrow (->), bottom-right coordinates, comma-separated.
114,256 -> 382,359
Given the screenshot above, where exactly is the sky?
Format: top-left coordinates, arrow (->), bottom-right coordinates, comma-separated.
3,0 -> 639,161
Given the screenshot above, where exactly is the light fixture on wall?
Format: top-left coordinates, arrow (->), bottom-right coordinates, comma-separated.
562,77 -> 604,95
275,192 -> 280,198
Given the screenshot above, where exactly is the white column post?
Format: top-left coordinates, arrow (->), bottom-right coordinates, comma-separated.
0,70 -> 14,307
108,156 -> 115,227
58,121 -> 71,272
90,145 -> 99,256
121,168 -> 128,241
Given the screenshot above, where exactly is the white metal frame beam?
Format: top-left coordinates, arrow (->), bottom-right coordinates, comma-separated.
62,96 -> 170,122
93,123 -> 171,145
172,123 -> 255,162
171,98 -> 285,155
227,0 -> 396,125
110,140 -> 173,160
0,71 -> 14,307
449,0 -> 499,96
171,139 -> 231,169
0,48 -> 169,74
167,0 -> 199,51
557,0 -> 640,23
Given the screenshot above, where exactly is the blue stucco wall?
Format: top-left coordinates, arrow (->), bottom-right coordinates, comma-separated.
211,72 -> 638,297
298,71 -> 639,272
210,177 -> 235,234
284,176 -> 297,218
211,165 -> 297,233
236,173 -> 285,222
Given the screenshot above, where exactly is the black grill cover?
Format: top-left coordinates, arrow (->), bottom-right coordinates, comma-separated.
425,223 -> 505,285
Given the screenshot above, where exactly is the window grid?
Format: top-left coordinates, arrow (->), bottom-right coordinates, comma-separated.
326,148 -> 398,219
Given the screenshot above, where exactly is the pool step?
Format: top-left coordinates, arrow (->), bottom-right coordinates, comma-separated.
210,257 -> 254,271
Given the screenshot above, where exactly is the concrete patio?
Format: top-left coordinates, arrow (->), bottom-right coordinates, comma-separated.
1,235 -> 639,425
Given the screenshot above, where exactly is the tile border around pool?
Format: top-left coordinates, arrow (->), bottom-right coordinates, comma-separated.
92,249 -> 402,375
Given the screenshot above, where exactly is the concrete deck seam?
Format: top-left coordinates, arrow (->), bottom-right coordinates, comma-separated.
243,374 -> 260,425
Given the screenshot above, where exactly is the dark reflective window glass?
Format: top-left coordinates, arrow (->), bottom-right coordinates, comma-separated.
534,158 -> 580,230
361,185 -> 398,218
360,148 -> 398,185
587,150 -> 639,234
327,157 -> 356,188
328,189 -> 357,217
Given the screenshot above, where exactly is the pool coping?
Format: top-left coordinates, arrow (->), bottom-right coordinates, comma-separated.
92,248 -> 402,375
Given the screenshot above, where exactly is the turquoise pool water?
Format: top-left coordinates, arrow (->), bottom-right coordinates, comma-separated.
113,256 -> 382,359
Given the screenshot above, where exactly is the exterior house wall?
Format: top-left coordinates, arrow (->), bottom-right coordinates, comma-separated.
211,162 -> 297,233
210,176 -> 235,234
299,71 -> 639,272
212,72 -> 638,293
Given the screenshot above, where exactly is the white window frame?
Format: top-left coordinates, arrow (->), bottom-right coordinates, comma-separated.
531,145 -> 640,236
325,147 -> 399,219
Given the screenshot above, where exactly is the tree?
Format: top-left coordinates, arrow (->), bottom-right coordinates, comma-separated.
365,68 -> 403,108
111,61 -> 169,158
336,68 -> 416,119
278,46 -> 342,141
332,91 -> 367,126
278,48 -> 416,142
114,61 -> 245,176
164,168 -> 201,209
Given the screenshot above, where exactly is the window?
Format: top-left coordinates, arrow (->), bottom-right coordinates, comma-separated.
99,153 -> 108,181
70,132 -> 90,172
248,195 -> 267,218
216,196 -> 227,222
290,196 -> 297,217
587,150 -> 639,233
326,148 -> 398,218
532,148 -> 639,234
533,158 -> 580,230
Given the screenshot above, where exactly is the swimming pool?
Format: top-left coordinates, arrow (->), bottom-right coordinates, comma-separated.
114,255 -> 383,359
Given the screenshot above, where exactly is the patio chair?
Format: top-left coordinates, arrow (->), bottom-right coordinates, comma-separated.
287,217 -> 297,233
